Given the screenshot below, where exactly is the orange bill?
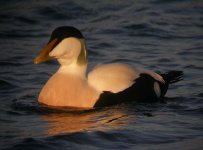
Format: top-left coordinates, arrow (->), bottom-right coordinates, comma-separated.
34,38 -> 57,64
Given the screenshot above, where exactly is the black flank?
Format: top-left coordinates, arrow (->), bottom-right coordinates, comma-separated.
94,71 -> 183,108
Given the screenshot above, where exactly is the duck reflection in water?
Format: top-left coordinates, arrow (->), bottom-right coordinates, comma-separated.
41,107 -> 136,135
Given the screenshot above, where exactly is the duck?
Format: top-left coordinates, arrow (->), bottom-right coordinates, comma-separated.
34,26 -> 183,108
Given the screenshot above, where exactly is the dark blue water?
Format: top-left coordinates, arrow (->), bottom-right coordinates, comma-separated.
0,0 -> 203,149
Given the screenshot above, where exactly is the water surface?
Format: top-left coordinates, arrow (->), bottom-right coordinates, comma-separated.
0,0 -> 203,149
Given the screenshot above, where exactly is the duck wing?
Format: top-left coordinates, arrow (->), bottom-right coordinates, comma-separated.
88,63 -> 140,93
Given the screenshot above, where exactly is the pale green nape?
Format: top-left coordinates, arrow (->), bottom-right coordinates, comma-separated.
77,39 -> 88,66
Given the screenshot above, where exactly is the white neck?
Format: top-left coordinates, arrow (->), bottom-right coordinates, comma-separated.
57,62 -> 87,79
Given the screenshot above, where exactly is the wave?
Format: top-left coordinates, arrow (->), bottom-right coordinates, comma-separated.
0,79 -> 18,90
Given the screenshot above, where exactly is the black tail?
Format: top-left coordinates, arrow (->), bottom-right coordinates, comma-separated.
161,71 -> 183,84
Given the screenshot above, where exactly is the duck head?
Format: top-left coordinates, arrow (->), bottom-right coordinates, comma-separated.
34,26 -> 87,66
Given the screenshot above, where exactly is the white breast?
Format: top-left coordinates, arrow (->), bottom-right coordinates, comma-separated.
38,73 -> 99,108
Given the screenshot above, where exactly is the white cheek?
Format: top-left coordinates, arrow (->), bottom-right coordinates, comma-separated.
49,42 -> 68,58
49,38 -> 81,59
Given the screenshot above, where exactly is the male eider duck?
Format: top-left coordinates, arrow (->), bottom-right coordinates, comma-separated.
34,26 -> 183,108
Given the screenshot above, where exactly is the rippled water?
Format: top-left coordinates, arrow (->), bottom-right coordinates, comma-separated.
0,0 -> 203,149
